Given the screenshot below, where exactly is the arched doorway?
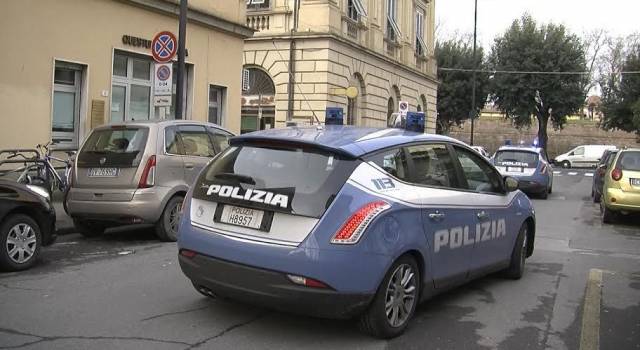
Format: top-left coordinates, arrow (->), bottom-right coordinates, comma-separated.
241,67 -> 275,134
346,73 -> 366,125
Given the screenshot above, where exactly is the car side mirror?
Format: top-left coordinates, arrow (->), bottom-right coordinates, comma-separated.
504,177 -> 519,192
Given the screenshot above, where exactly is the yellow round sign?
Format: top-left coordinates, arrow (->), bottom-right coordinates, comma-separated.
345,86 -> 359,99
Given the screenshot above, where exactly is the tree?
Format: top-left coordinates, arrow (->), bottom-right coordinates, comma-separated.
435,37 -> 490,134
599,37 -> 640,135
489,15 -> 587,151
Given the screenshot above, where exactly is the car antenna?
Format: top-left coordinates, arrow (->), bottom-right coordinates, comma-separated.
272,40 -> 322,127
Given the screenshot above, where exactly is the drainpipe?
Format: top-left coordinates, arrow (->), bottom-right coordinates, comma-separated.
286,0 -> 300,122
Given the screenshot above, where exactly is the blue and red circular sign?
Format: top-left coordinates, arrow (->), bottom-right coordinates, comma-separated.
156,65 -> 171,81
151,31 -> 177,63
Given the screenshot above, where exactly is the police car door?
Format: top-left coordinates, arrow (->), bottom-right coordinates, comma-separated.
405,143 -> 475,289
450,145 -> 516,274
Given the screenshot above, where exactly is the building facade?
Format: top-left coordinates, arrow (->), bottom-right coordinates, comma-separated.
242,0 -> 437,133
0,0 -> 252,150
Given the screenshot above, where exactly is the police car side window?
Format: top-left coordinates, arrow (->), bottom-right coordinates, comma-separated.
405,144 -> 459,188
453,146 -> 503,193
366,148 -> 408,180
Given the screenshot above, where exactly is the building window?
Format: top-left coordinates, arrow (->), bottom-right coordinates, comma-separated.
246,0 -> 270,11
208,85 -> 226,125
241,67 -> 275,134
111,51 -> 190,122
387,97 -> 395,121
52,61 -> 83,148
347,0 -> 367,21
386,0 -> 401,42
415,8 -> 427,56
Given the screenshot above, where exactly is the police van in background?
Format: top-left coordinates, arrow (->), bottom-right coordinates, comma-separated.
177,111 -> 536,339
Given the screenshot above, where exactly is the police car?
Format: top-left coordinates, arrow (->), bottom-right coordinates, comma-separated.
492,146 -> 553,199
177,119 -> 536,339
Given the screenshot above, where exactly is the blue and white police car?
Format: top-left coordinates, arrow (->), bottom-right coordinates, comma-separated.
492,146 -> 553,199
178,122 -> 536,338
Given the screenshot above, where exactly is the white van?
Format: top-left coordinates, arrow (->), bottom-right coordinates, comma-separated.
554,145 -> 617,168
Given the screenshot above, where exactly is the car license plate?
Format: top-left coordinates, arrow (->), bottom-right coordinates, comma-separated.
219,205 -> 264,230
87,168 -> 119,177
631,178 -> 640,186
506,167 -> 523,173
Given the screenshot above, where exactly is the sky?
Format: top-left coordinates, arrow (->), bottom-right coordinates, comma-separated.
436,0 -> 640,49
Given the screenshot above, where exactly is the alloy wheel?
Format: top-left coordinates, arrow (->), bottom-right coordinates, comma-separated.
384,264 -> 417,328
169,201 -> 183,234
6,223 -> 37,264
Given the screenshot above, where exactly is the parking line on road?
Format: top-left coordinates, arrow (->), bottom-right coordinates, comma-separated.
579,268 -> 602,350
553,171 -> 562,174
585,173 -> 594,177
568,172 -> 579,176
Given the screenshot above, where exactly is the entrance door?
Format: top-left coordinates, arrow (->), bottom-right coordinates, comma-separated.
52,62 -> 82,148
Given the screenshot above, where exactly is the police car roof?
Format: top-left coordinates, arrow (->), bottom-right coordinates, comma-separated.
497,145 -> 542,153
230,125 -> 463,157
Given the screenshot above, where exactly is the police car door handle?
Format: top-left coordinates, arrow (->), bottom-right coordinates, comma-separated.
476,211 -> 490,220
428,211 -> 446,221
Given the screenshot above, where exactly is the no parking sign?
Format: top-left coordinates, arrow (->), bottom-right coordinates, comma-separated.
151,31 -> 177,63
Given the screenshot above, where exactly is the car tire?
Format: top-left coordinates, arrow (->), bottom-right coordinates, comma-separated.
358,255 -> 420,339
539,190 -> 548,199
0,214 -> 42,272
561,161 -> 571,169
601,204 -> 616,224
155,195 -> 184,242
504,223 -> 528,280
548,184 -> 552,194
73,219 -> 106,238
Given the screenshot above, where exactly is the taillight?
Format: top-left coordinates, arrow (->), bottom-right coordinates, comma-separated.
138,155 -> 156,188
331,201 -> 390,244
540,163 -> 548,174
611,168 -> 623,181
180,249 -> 197,258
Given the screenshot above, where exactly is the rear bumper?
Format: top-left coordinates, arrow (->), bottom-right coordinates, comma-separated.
66,186 -> 171,224
515,176 -> 549,194
179,253 -> 373,319
605,188 -> 640,212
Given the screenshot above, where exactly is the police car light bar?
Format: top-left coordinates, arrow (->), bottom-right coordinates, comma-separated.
331,201 -> 390,245
388,112 -> 426,133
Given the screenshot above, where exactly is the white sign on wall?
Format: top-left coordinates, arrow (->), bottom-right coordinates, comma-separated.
154,63 -> 173,97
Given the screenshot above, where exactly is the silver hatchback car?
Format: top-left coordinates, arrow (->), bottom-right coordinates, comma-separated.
66,120 -> 233,241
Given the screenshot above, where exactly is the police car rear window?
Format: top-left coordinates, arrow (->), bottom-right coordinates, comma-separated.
193,144 -> 359,218
494,151 -> 539,168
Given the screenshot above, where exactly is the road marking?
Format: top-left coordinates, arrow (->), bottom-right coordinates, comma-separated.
585,173 -> 594,177
553,171 -> 562,175
579,268 -> 602,350
568,172 -> 579,176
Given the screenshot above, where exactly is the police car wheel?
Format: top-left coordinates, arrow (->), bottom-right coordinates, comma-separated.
358,255 -> 420,339
505,224 -> 528,280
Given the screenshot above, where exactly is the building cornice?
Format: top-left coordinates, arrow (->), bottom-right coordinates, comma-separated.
246,33 -> 439,84
117,0 -> 255,39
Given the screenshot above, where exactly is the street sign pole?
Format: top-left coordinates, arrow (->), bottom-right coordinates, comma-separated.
175,0 -> 188,120
470,0 -> 478,146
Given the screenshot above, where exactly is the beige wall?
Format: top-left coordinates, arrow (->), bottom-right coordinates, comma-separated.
0,0 -> 248,150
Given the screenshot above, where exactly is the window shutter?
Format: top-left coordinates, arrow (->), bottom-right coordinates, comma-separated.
352,0 -> 367,17
242,69 -> 250,91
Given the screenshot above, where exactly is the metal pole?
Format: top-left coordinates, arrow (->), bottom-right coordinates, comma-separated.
470,0 -> 477,145
175,0 -> 188,120
286,0 -> 299,122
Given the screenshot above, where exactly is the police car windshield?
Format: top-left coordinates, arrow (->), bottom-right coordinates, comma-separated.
194,144 -> 359,218
494,150 -> 539,168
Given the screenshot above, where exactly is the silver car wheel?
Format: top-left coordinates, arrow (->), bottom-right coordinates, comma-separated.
6,223 -> 37,264
384,264 -> 417,328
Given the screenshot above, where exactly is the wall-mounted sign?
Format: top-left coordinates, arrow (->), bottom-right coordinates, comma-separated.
122,35 -> 152,49
153,95 -> 172,107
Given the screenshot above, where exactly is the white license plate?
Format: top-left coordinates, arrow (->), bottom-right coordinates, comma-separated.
506,167 -> 523,173
87,168 -> 119,177
631,178 -> 640,186
219,205 -> 264,230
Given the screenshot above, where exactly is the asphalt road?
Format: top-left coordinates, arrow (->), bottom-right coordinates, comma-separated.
1,168 -> 639,350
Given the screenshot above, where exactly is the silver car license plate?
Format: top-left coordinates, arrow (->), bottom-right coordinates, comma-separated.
630,178 -> 640,186
219,205 -> 264,230
87,168 -> 119,177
